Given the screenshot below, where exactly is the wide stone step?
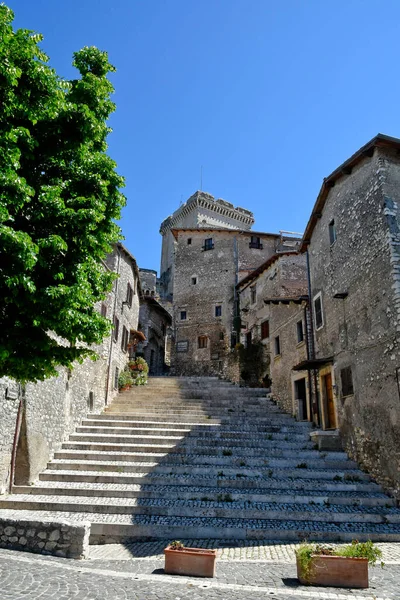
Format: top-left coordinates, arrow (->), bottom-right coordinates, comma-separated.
46,459 -> 369,480
75,427 -> 312,443
101,413 -> 312,427
71,432 -> 316,449
39,469 -> 381,492
2,508 -> 399,543
12,483 -> 395,507
61,441 -> 346,460
53,449 -> 356,469
2,495 -> 399,524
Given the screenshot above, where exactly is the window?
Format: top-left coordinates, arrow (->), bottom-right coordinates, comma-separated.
114,367 -> 119,390
274,335 -> 281,356
297,320 -> 304,343
246,331 -> 252,347
215,305 -> 222,317
180,310 -> 187,321
261,320 -> 270,339
329,220 -> 337,245
198,335 -> 208,348
249,235 -> 263,249
251,286 -> 257,304
191,277 -> 197,285
113,316 -> 119,342
341,366 -> 354,397
100,303 -> 107,318
187,238 -> 192,245
313,293 -> 324,330
126,283 -> 133,308
121,326 -> 129,352
203,238 -> 214,251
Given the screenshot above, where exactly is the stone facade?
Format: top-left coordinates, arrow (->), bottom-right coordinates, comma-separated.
237,253 -> 309,412
172,227 -> 301,377
138,296 -> 172,375
0,243 -> 140,492
159,191 -> 255,299
303,134 -> 400,499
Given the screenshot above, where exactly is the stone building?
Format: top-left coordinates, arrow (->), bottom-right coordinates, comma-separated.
302,133 -> 400,498
237,253 -> 309,413
138,268 -> 172,375
159,191 -> 255,299
172,226 -> 301,377
0,243 -> 140,493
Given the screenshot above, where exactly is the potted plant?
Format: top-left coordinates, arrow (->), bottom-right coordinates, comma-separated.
118,370 -> 133,391
164,541 -> 217,578
296,540 -> 383,588
128,357 -> 149,385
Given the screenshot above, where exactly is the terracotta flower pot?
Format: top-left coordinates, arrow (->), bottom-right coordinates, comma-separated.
296,554 -> 368,588
164,546 -> 217,578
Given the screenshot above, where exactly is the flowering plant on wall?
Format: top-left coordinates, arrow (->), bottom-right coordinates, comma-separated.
128,357 -> 149,385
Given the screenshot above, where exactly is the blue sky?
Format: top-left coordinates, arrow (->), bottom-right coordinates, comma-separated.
8,0 -> 400,272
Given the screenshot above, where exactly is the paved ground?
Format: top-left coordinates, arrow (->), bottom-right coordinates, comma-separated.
1,541 -> 400,599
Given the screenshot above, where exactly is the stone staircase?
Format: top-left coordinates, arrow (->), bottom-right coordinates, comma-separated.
2,376 -> 400,544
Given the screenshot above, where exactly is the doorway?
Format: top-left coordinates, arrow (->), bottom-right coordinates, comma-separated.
322,371 -> 336,429
294,378 -> 308,420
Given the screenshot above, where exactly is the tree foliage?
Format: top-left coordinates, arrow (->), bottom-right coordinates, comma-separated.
0,5 -> 126,382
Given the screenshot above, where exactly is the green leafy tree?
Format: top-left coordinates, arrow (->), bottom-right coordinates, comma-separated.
0,5 -> 126,383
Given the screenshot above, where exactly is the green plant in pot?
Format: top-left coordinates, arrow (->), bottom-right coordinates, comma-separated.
118,370 -> 133,391
296,540 -> 383,589
128,357 -> 149,385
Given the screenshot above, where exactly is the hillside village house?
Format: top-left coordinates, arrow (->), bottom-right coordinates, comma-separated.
302,133 -> 400,498
171,225 -> 301,377
0,243 -> 140,493
237,252 -> 309,415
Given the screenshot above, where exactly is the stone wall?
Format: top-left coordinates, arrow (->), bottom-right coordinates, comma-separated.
0,516 -> 89,558
308,146 -> 400,499
0,244 -> 140,491
138,297 -> 171,375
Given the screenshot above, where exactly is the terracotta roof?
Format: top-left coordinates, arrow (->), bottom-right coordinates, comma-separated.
170,228 -> 286,241
301,133 -> 400,252
236,252 -> 299,289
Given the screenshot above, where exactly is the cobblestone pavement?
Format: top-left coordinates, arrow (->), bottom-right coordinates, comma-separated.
0,543 -> 400,600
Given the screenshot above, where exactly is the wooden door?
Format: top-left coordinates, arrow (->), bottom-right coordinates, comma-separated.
323,372 -> 336,429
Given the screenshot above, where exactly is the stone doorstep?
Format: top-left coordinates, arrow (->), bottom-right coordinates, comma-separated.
38,471 -> 381,492
11,485 -> 395,507
310,429 -> 343,451
1,495 -> 399,523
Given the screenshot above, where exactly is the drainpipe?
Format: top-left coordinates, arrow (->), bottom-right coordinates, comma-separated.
306,247 -> 321,427
105,247 -> 121,406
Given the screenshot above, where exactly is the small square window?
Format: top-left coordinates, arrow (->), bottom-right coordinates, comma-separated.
187,238 -> 192,245
341,366 -> 354,397
198,335 -> 208,348
203,238 -> 214,251
274,335 -> 281,356
180,310 -> 187,321
297,320 -> 304,343
261,320 -> 269,339
215,305 -> 222,317
329,220 -> 337,245
249,236 -> 263,249
191,277 -> 197,285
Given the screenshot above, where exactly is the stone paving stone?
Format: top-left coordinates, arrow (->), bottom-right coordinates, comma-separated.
0,546 -> 398,600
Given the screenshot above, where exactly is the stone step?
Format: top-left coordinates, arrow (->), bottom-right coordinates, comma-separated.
101,413 -> 312,426
45,459 -> 369,480
2,495 -> 399,524
81,418 -> 310,434
71,432 -> 316,449
53,449 -> 357,469
106,406 -> 287,417
61,441 -> 346,460
12,483 -> 395,507
76,426 -> 312,443
3,508 -> 400,543
39,469 -> 381,492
